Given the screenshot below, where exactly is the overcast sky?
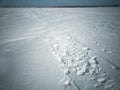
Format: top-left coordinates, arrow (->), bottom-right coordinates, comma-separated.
0,0 -> 120,6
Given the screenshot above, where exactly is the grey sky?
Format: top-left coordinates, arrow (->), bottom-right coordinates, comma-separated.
0,0 -> 120,6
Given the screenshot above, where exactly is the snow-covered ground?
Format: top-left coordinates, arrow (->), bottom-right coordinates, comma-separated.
0,7 -> 120,90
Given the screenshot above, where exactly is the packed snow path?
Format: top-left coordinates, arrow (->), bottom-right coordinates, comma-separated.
45,30 -> 119,90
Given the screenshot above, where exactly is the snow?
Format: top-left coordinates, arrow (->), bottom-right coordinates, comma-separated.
64,80 -> 70,86
97,77 -> 106,83
0,7 -> 120,90
63,68 -> 70,75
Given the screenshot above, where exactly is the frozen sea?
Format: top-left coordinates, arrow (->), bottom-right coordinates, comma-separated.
0,7 -> 120,90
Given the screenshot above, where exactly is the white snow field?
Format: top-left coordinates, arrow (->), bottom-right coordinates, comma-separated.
0,7 -> 120,90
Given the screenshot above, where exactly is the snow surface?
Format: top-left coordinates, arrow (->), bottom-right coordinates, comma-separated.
0,7 -> 120,90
